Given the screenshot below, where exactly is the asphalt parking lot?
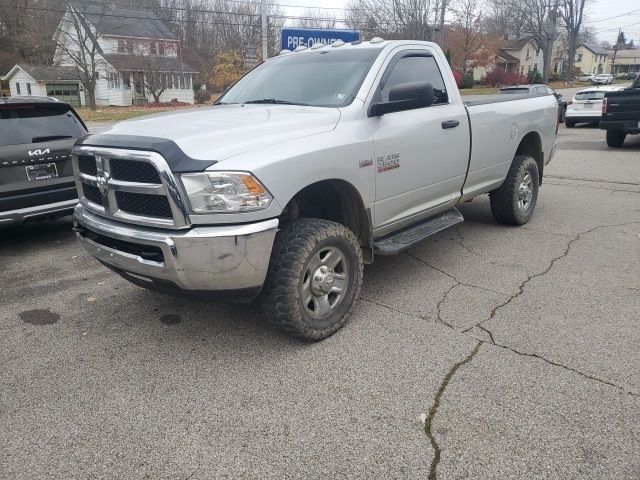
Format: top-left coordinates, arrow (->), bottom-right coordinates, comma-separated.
1,124 -> 639,479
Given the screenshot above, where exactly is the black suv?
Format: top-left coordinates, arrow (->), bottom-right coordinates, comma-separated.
1,97 -> 87,225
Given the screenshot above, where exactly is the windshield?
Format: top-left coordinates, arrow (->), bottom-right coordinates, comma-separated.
216,48 -> 381,108
0,103 -> 86,146
575,91 -> 606,100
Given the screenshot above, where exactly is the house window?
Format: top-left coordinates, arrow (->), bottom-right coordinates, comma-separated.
27,83 -> 32,95
576,53 -> 583,62
126,40 -> 133,54
186,75 -> 191,89
534,63 -> 538,71
118,39 -> 125,53
159,42 -> 165,55
166,74 -> 173,89
150,42 -> 157,55
174,74 -> 180,89
16,82 -> 21,95
123,73 -> 131,88
180,75 -> 185,89
526,49 -> 530,60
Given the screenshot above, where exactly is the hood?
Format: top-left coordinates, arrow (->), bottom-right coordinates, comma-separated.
97,104 -> 341,161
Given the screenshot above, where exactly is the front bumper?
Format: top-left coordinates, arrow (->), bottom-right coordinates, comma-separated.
73,204 -> 279,296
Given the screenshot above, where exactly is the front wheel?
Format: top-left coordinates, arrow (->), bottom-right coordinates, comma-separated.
606,130 -> 626,148
261,218 -> 363,340
490,155 -> 540,226
560,107 -> 566,123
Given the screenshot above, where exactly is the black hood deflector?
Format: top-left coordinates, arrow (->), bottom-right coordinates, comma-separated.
75,134 -> 216,172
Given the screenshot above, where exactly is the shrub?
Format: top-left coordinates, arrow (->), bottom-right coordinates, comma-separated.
527,68 -> 543,84
452,70 -> 462,87
483,69 -> 528,87
194,89 -> 211,104
460,73 -> 475,89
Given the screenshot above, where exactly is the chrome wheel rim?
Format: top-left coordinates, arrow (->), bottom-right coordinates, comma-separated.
301,246 -> 348,319
518,172 -> 533,212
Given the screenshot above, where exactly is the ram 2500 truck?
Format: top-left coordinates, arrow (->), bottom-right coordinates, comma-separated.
72,40 -> 558,340
600,74 -> 640,147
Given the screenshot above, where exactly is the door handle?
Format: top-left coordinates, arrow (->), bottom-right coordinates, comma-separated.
441,120 -> 460,129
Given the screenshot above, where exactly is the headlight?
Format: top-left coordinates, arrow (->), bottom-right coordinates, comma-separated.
180,172 -> 273,213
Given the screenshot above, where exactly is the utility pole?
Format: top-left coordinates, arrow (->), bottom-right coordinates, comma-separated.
261,0 -> 268,61
610,28 -> 621,75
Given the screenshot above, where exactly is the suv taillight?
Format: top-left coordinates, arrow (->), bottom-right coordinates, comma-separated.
602,97 -> 608,114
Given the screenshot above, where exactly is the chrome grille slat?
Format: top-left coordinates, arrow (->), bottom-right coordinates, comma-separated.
72,146 -> 190,229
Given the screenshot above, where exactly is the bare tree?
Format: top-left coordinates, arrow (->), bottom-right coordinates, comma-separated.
560,0 -> 589,81
296,9 -> 337,30
518,0 -> 561,83
448,0 -> 499,75
53,4 -> 109,109
483,0 -> 526,38
346,0 -> 446,41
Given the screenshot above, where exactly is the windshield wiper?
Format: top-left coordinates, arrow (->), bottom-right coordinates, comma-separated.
243,99 -> 309,106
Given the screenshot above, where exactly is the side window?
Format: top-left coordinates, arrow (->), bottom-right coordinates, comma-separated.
380,55 -> 449,105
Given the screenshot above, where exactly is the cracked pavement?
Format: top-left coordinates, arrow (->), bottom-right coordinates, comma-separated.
1,126 -> 639,479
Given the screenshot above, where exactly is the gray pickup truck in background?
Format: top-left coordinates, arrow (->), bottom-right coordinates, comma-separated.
72,40 -> 558,339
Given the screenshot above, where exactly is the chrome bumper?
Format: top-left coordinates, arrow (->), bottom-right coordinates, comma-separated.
73,204 -> 278,293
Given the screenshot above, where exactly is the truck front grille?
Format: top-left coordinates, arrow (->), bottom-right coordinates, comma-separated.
115,191 -> 172,218
110,159 -> 161,184
72,147 -> 189,228
82,183 -> 103,206
78,155 -> 97,175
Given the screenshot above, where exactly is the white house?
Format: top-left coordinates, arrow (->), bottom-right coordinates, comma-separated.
2,3 -> 197,106
2,64 -> 85,106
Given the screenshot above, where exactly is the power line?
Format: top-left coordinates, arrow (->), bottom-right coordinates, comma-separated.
583,8 -> 640,24
5,5 -> 380,28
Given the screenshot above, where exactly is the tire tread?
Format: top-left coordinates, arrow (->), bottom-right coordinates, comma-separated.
261,218 -> 363,340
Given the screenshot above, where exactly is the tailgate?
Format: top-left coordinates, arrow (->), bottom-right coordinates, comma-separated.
603,91 -> 640,121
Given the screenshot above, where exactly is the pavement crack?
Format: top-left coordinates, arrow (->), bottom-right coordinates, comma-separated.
463,221 -> 640,333
405,250 -> 506,297
424,341 -> 482,480
482,333 -> 640,398
546,180 -> 640,194
545,175 -> 640,187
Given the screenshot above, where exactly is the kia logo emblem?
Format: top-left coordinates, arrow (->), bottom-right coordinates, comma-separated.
96,172 -> 109,195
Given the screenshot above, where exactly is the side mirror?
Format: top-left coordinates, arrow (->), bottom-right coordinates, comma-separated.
371,81 -> 435,116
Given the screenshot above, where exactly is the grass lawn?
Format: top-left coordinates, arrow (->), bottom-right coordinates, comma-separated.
75,106 -> 193,123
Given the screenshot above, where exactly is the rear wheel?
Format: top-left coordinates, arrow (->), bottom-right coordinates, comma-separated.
565,119 -> 576,128
261,218 -> 363,340
559,107 -> 566,123
606,130 -> 626,148
490,155 -> 539,226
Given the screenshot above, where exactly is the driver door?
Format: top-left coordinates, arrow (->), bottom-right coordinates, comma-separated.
366,49 -> 470,235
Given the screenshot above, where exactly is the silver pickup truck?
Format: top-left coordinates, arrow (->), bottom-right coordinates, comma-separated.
72,40 -> 558,339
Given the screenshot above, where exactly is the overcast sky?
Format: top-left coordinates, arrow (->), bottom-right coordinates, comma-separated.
283,0 -> 640,43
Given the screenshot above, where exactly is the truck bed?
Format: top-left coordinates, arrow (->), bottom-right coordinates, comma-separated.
463,93 -> 547,106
